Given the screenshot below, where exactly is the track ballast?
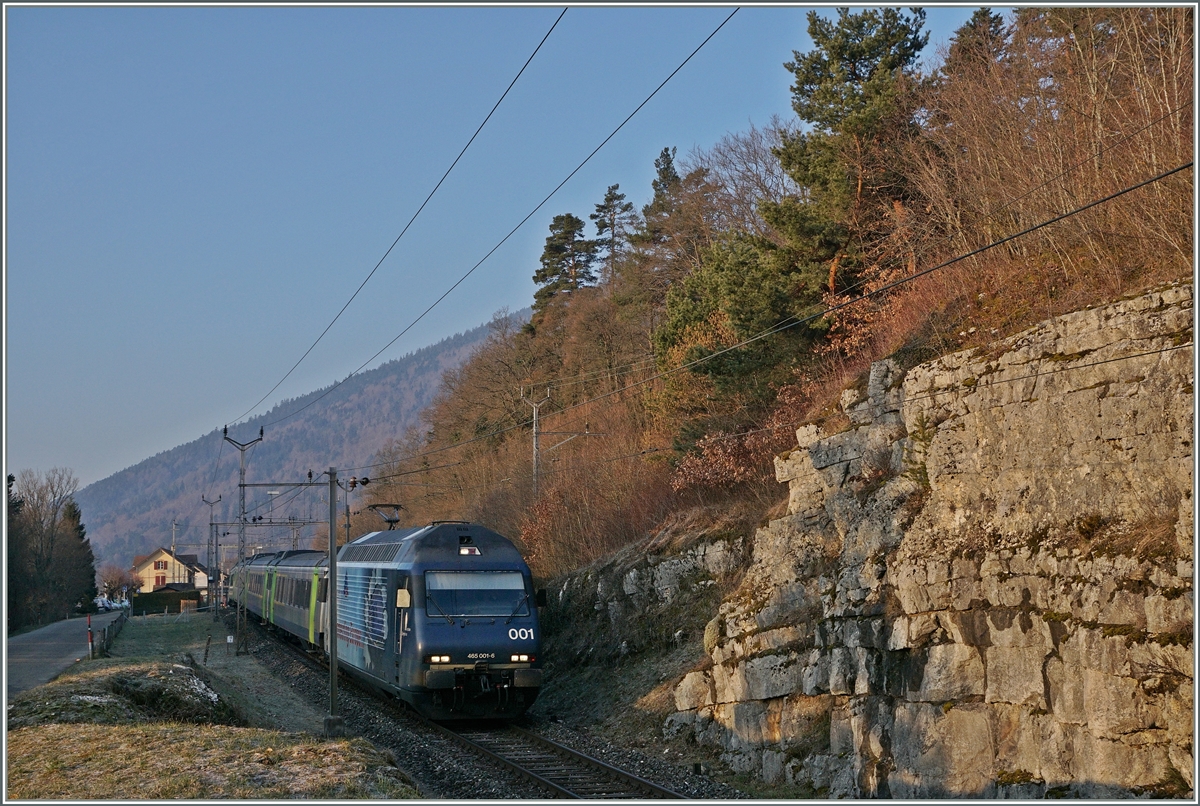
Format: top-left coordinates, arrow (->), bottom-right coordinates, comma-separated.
235,614 -> 700,796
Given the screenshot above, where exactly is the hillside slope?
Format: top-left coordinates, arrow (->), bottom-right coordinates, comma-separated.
535,283 -> 1194,798
76,312 -> 526,567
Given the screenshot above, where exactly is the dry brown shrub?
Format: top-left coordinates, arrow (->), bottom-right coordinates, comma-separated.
911,8 -> 1192,297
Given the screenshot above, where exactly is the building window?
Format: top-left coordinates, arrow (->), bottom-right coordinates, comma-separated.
155,575 -> 166,588
154,560 -> 167,570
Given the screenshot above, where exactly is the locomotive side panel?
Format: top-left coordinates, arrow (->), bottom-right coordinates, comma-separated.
333,563 -> 395,691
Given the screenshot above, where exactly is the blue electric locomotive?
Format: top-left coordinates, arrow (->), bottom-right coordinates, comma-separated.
228,521 -> 544,720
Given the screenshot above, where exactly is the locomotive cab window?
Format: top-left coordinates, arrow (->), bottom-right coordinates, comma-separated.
424,571 -> 529,618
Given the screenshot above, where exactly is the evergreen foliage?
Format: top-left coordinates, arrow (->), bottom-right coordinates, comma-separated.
56,501 -> 99,618
590,184 -> 638,285
771,8 -> 928,298
941,7 -> 1006,74
532,213 -> 599,317
376,7 -> 1188,579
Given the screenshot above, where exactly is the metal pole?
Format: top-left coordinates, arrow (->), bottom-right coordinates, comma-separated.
224,426 -> 262,655
210,521 -> 217,617
324,467 -> 344,737
237,448 -> 247,650
522,389 -> 550,499
203,495 -> 221,620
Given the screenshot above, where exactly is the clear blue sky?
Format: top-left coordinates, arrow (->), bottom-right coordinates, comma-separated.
5,4 -> 984,487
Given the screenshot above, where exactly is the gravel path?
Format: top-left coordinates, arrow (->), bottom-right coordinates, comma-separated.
237,617 -> 746,799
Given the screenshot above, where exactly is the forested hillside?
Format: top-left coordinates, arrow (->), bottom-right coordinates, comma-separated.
75,317 -> 520,567
357,7 -> 1192,577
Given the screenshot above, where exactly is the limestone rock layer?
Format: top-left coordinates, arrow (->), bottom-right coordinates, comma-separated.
667,283 -> 1194,798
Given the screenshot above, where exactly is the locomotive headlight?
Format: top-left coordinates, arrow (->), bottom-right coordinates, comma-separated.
426,654 -> 451,664
510,654 -> 530,662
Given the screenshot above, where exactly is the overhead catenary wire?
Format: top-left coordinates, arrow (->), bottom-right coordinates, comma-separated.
544,354 -> 659,390
368,336 -> 1193,488
203,436 -> 227,504
200,10 -> 567,502
535,161 -> 1197,427
794,99 -> 1195,314
228,8 -> 569,428
680,340 -> 1196,447
386,355 -> 1190,494
510,101 -> 1198,405
199,57 -> 1189,523
343,161 -> 1193,477
258,8 -> 741,430
376,339 -> 1193,493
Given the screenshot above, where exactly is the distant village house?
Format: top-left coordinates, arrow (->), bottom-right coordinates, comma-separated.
131,548 -> 217,598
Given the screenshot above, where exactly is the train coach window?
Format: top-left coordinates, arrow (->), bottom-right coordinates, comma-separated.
424,571 -> 529,618
317,578 -> 328,603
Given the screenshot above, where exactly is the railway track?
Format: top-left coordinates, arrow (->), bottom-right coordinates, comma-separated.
249,617 -> 685,798
425,719 -> 685,799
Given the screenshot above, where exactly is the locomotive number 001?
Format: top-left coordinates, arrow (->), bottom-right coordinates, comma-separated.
508,628 -> 535,640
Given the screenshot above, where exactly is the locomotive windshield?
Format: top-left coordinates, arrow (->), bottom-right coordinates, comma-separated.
425,571 -> 529,618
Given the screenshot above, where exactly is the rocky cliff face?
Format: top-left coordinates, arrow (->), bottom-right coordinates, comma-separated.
660,283 -> 1193,798
539,284 -> 1193,797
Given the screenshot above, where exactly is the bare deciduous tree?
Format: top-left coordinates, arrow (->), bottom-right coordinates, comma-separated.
98,563 -> 139,600
14,468 -> 80,622
683,116 -> 802,243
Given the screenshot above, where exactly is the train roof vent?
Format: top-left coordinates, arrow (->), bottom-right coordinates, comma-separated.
339,543 -> 402,564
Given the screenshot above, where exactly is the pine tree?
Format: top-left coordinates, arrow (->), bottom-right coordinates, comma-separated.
532,213 -> 598,316
590,184 -> 638,285
769,8 -> 928,295
54,500 -> 97,619
639,147 -> 682,243
942,7 -> 1007,74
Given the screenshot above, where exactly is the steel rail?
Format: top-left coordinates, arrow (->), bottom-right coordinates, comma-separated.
509,724 -> 686,799
418,718 -> 580,798
426,719 -> 685,799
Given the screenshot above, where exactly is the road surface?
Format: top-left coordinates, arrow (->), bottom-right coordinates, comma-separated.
7,610 -> 126,700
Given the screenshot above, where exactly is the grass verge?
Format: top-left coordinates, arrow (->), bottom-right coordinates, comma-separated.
5,611 -> 419,799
